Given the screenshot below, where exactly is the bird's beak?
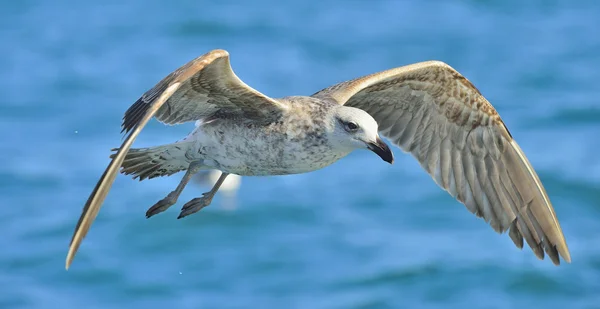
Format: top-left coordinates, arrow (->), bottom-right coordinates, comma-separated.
367,136 -> 394,164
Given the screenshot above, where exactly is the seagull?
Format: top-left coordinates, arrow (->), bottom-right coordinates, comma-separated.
66,49 -> 570,269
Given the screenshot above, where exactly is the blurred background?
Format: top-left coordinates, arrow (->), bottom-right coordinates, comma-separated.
1,0 -> 599,308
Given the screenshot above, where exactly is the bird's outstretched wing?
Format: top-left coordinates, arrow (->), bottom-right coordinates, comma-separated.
66,49 -> 285,269
122,49 -> 287,132
312,61 -> 570,265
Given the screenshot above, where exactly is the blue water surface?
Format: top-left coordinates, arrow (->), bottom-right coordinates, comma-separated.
1,0 -> 599,308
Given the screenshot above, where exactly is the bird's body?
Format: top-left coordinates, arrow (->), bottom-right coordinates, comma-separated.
66,49 -> 571,270
191,96 -> 350,176
123,96 -> 353,178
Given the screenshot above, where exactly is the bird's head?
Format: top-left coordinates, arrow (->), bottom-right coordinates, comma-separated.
329,106 -> 394,164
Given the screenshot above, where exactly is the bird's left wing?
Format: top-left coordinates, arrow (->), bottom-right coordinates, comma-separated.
312,61 -> 570,265
66,49 -> 285,269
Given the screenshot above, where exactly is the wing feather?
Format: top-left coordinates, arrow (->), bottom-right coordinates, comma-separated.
312,61 -> 570,265
121,49 -> 286,134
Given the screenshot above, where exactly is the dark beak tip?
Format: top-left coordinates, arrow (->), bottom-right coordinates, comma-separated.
385,155 -> 394,165
368,138 -> 394,164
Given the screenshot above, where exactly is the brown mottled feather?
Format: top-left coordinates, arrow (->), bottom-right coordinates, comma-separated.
312,60 -> 570,265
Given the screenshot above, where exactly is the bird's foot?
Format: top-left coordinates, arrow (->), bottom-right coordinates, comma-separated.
146,191 -> 178,218
177,193 -> 214,219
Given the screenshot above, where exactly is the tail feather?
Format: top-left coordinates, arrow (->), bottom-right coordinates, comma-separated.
110,142 -> 193,181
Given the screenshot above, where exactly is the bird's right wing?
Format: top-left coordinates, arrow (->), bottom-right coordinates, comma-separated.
66,49 -> 285,270
122,49 -> 287,133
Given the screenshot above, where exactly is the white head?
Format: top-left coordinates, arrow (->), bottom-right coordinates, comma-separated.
328,106 -> 394,164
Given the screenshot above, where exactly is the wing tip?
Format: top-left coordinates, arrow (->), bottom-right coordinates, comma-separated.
65,233 -> 81,270
65,252 -> 74,270
558,245 -> 572,264
553,231 -> 571,263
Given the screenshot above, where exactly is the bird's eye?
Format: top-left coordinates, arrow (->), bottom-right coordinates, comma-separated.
345,121 -> 359,132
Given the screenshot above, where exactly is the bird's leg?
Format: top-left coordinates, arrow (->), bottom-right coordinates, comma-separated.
178,172 -> 230,219
145,161 -> 203,218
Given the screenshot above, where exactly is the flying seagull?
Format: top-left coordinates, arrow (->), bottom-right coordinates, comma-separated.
66,49 -> 570,269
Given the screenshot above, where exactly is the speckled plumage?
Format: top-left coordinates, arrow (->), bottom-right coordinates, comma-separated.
67,49 -> 570,270
116,96 -> 346,178
187,96 -> 347,176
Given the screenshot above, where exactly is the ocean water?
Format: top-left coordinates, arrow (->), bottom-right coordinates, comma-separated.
2,0 -> 600,308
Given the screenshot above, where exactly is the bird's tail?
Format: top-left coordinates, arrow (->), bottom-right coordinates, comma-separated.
110,142 -> 194,181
